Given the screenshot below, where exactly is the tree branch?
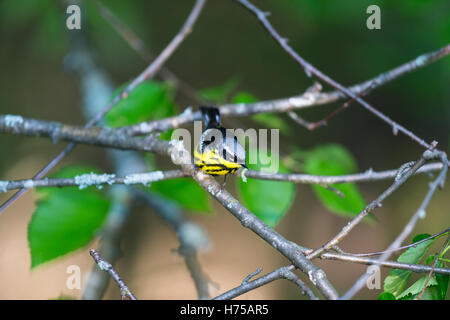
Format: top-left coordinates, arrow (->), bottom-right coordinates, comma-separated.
0,170 -> 185,192
89,249 -> 137,300
214,265 -> 319,300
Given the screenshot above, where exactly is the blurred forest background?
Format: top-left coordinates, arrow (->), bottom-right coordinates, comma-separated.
0,0 -> 449,299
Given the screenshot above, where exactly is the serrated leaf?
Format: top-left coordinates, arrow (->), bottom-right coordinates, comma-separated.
150,178 -> 210,213
303,144 -> 365,218
105,81 -> 176,128
28,166 -> 110,269
238,149 -> 296,227
377,292 -> 396,300
397,276 -> 438,299
383,234 -> 434,297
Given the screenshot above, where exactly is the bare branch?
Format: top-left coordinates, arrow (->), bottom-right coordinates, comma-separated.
0,170 -> 186,192
89,249 -> 137,300
288,80 -> 377,131
0,115 -> 169,154
244,163 -> 442,184
214,265 -> 318,300
320,252 -> 450,275
348,228 -> 450,257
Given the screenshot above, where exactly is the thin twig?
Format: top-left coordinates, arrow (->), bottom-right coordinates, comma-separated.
288,80 -> 378,130
417,235 -> 450,300
214,265 -> 318,300
244,163 -> 442,184
319,252 -> 450,275
89,249 -> 137,300
349,228 -> 450,257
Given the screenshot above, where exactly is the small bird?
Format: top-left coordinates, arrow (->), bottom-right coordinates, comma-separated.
194,106 -> 247,184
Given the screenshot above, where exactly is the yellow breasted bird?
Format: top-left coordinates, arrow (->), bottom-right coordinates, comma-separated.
194,106 -> 247,183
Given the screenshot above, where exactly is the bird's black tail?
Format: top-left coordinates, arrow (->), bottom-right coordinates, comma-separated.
200,106 -> 221,129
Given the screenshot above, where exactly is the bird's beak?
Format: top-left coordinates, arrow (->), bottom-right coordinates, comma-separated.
241,164 -> 248,169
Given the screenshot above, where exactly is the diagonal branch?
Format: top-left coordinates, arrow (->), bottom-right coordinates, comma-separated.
214,265 -> 319,300
89,249 -> 137,300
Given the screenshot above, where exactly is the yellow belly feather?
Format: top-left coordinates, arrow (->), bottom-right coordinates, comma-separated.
194,146 -> 241,176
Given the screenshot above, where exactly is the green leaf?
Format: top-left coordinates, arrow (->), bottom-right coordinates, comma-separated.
28,166 -> 110,269
238,149 -> 296,227
232,92 -> 258,104
377,292 -> 396,300
198,77 -> 240,104
105,81 -> 176,128
383,234 -> 435,297
150,178 -> 210,213
397,276 -> 438,300
303,144 -> 366,218
426,254 -> 435,265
